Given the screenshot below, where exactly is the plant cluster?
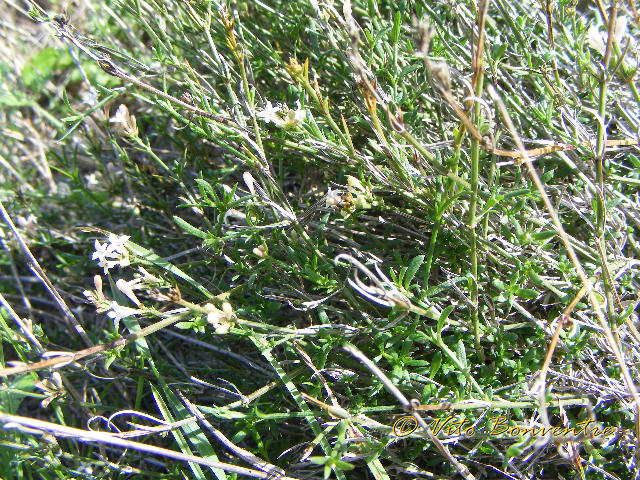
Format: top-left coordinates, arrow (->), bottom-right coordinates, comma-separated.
1,0 -> 640,478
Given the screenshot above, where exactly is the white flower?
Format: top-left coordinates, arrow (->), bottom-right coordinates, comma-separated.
116,278 -> 143,307
587,16 -> 628,56
92,240 -> 110,262
109,104 -> 129,125
253,246 -> 267,258
97,258 -> 119,274
56,182 -> 72,197
347,176 -> 365,192
275,100 -> 308,129
106,233 -> 130,255
138,267 -> 161,284
293,100 -> 307,122
91,234 -> 131,273
325,187 -> 343,208
206,305 -> 234,334
83,289 -> 97,304
81,90 -> 99,107
85,172 -> 101,190
16,214 -> 38,235
256,101 -> 282,124
17,214 -> 37,227
109,104 -> 138,137
106,301 -> 141,328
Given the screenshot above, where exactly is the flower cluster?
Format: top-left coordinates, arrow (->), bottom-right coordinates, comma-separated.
83,273 -> 145,331
256,100 -> 307,129
204,301 -> 236,334
106,301 -> 142,326
92,233 -> 131,273
34,372 -> 64,408
325,176 -> 375,216
346,176 -> 374,210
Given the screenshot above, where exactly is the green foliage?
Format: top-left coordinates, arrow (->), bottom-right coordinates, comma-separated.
1,0 -> 638,478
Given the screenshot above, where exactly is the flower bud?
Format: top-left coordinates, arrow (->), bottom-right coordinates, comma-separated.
253,246 -> 267,258
109,104 -> 138,138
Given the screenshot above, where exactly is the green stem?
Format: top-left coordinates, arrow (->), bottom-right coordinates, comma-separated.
301,80 -> 349,148
423,217 -> 441,289
469,73 -> 484,361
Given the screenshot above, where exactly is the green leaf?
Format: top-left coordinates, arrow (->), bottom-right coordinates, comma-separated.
540,169 -> 556,183
530,230 -> 556,242
437,305 -> 454,340
103,352 -> 117,371
403,255 -> 424,290
493,279 -> 507,291
399,64 -> 421,77
151,385 -> 210,480
126,241 -> 213,299
516,288 -> 539,300
456,339 -> 467,371
174,215 -> 208,239
175,321 -> 194,329
430,351 -> 442,379
391,11 -> 402,43
0,90 -> 30,107
333,459 -> 355,471
505,443 -> 525,459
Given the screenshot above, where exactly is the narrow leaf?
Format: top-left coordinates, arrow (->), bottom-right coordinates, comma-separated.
173,215 -> 208,239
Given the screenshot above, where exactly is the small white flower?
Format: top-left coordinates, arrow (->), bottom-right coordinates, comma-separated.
276,100 -> 308,129
81,90 -> 99,107
116,278 -> 143,307
109,104 -> 129,125
206,306 -> 233,334
107,233 -> 130,255
16,214 -> 38,235
221,301 -> 234,321
109,104 -> 138,137
92,240 -> 110,262
138,267 -> 161,284
79,463 -> 93,475
17,214 -> 37,227
118,256 -> 131,269
256,101 -> 282,124
325,187 -> 343,208
92,234 -> 131,273
612,16 -> 628,46
347,176 -> 365,192
253,246 -> 267,258
106,301 -> 141,328
293,100 -> 307,122
98,258 -> 119,274
85,172 -> 101,189
83,289 -> 97,304
56,182 -> 72,196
